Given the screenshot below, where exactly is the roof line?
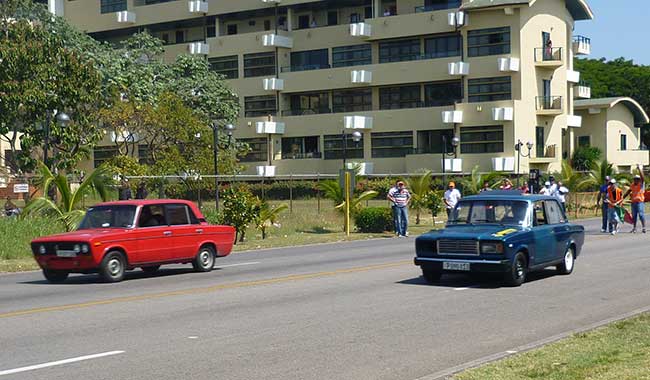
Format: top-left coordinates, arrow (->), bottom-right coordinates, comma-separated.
575,97 -> 650,125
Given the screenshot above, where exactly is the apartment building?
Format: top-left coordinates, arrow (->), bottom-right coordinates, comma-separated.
45,0 -> 598,176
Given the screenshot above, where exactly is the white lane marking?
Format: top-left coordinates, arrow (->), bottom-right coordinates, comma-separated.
0,351 -> 124,376
454,287 -> 470,291
187,336 -> 199,340
213,261 -> 260,269
506,350 -> 518,354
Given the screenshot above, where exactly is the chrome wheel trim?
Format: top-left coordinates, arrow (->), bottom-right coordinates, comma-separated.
564,248 -> 574,271
108,257 -> 122,277
199,249 -> 213,268
516,257 -> 525,279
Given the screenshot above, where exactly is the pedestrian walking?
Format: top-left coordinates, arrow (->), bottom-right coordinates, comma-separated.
596,176 -> 611,232
607,179 -> 623,235
539,181 -> 552,196
444,181 -> 461,219
624,165 -> 646,233
387,180 -> 411,237
499,178 -> 513,190
135,182 -> 148,200
480,181 -> 492,192
520,182 -> 530,194
118,179 -> 132,201
556,181 -> 569,213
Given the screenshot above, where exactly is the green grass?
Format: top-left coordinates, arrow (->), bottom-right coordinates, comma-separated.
454,313 -> 650,380
0,216 -> 65,272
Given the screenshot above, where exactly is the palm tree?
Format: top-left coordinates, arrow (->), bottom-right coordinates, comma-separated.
406,170 -> 432,224
580,159 -> 615,191
255,202 -> 288,239
318,180 -> 378,231
23,163 -> 111,231
460,166 -> 502,195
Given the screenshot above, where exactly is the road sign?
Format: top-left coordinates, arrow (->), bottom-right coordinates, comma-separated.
13,184 -> 29,193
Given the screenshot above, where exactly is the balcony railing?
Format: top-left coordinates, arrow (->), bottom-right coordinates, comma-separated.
536,96 -> 563,111
573,35 -> 591,45
536,144 -> 557,159
281,108 -> 332,116
414,1 -> 461,12
534,47 -> 563,62
281,151 -> 322,160
281,64 -> 331,73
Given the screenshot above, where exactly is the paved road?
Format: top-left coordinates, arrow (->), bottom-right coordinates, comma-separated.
1,218 -> 650,380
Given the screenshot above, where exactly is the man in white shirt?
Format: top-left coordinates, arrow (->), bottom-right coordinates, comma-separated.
539,181 -> 552,196
444,182 -> 462,219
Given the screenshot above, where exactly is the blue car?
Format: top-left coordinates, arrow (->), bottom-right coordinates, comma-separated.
414,191 -> 585,286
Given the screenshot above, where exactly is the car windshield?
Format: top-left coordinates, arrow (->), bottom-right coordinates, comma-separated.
450,200 -> 529,226
78,205 -> 137,230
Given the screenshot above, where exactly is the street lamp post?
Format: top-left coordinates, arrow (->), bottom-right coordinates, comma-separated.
341,130 -> 362,169
441,134 -> 460,186
211,122 -> 235,211
515,139 -> 534,187
43,110 -> 70,168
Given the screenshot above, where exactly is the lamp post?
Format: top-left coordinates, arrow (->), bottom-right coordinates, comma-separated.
43,110 -> 70,168
441,134 -> 460,185
515,139 -> 534,187
342,130 -> 362,169
211,122 -> 235,211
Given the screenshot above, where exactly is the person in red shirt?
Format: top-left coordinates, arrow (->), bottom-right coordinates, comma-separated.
624,165 -> 646,233
607,179 -> 623,235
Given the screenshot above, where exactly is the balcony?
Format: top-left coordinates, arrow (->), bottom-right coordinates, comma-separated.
567,70 -> 580,83
492,107 -> 514,121
567,115 -> 582,128
534,47 -> 563,68
344,116 -> 373,130
281,152 -> 322,160
116,11 -> 136,24
448,61 -> 469,76
281,107 -> 331,117
281,64 -> 330,73
188,0 -> 207,13
498,57 -> 519,72
188,42 -> 209,55
531,144 -> 558,163
536,96 -> 563,115
263,78 -> 284,91
576,81 -> 591,99
256,121 -> 285,135
350,23 -> 372,38
442,110 -> 463,124
262,34 -> 293,48
573,35 -> 591,55
351,70 -> 372,84
447,11 -> 467,27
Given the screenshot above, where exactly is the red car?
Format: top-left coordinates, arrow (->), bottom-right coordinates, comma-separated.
31,200 -> 235,283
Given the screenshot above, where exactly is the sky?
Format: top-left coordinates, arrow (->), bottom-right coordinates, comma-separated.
574,0 -> 650,65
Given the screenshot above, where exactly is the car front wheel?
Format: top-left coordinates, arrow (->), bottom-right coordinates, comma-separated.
504,252 -> 527,287
556,246 -> 575,275
422,268 -> 442,284
43,269 -> 69,283
99,251 -> 126,283
192,246 -> 215,272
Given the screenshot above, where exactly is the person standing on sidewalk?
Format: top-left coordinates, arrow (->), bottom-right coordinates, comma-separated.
387,181 -> 411,237
444,182 -> 461,219
387,180 -> 400,236
624,165 -> 646,233
607,179 -> 623,235
596,176 -> 611,233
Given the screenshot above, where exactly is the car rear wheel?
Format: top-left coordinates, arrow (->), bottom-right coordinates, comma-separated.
141,265 -> 161,275
556,246 -> 575,275
504,252 -> 527,287
43,269 -> 69,283
192,246 -> 215,272
99,251 -> 126,283
422,268 -> 442,284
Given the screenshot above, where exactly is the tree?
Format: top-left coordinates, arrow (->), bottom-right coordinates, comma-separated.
406,171 -> 432,225
571,146 -> 602,171
255,202 -> 288,239
318,180 -> 378,231
460,166 -> 502,195
23,162 -> 111,231
221,186 -> 260,243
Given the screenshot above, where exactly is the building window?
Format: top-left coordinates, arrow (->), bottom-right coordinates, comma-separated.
244,52 -> 276,78
244,95 -> 276,117
209,55 -> 238,79
175,30 -> 185,44
577,136 -> 590,147
468,76 -> 511,102
424,34 -> 461,58
298,14 -> 310,29
423,0 -> 462,11
332,44 -> 372,68
264,19 -> 271,31
371,131 -> 414,158
287,92 -> 330,116
416,130 -> 454,154
323,134 -> 364,160
100,0 -> 126,14
332,88 -> 372,113
281,136 -> 320,159
239,138 -> 268,162
327,11 -> 338,26
94,146 -> 118,168
425,80 -> 463,107
227,24 -> 237,35
620,134 -> 627,151
207,16 -> 217,38
289,49 -> 329,72
467,27 -> 511,57
379,85 -> 421,110
460,126 -> 504,154
379,38 -> 420,63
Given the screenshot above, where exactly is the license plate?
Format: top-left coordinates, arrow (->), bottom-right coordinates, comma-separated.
56,250 -> 77,258
443,262 -> 470,271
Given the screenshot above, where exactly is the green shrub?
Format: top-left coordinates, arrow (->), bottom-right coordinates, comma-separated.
571,146 -> 602,171
355,207 -> 394,233
220,185 -> 261,243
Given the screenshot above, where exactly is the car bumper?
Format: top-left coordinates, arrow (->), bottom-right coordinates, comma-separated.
35,255 -> 99,272
414,257 -> 511,273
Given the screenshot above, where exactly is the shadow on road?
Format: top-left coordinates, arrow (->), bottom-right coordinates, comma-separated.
18,266 -> 219,285
397,269 -> 561,289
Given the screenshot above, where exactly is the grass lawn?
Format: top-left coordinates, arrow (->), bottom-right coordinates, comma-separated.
454,313 -> 650,380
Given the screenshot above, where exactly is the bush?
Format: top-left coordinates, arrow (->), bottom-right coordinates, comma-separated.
571,146 -> 602,171
355,207 -> 394,233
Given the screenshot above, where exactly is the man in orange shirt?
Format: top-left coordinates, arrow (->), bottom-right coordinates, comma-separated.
624,165 -> 646,233
607,179 -> 623,235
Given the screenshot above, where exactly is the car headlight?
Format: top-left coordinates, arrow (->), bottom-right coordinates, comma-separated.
81,244 -> 90,254
39,245 -> 46,255
73,244 -> 81,253
480,242 -> 504,254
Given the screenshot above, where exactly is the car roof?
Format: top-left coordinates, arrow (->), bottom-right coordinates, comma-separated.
463,191 -> 558,202
94,199 -> 197,207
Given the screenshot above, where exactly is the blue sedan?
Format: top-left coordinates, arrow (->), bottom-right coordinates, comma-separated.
414,192 -> 585,286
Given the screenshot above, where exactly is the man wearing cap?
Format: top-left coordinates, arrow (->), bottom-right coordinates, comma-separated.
387,180 -> 411,237
607,178 -> 623,235
539,181 -> 552,196
596,175 -> 611,232
443,182 -> 461,219
624,165 -> 646,233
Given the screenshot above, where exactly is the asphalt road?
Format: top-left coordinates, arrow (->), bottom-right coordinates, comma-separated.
1,218 -> 650,380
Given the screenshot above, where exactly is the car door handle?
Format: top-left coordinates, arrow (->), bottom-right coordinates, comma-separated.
195,229 -> 204,234
163,231 -> 172,236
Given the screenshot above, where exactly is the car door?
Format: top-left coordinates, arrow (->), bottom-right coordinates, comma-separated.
133,204 -> 175,264
546,199 -> 571,258
165,203 -> 198,260
531,201 -> 557,265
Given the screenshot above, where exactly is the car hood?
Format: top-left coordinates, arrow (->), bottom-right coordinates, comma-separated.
32,229 -> 132,243
418,224 -> 524,241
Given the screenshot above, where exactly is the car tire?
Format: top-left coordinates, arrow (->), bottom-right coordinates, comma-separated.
141,265 -> 161,275
99,251 -> 126,283
556,246 -> 575,275
422,268 -> 442,284
43,269 -> 69,283
192,246 -> 215,272
504,252 -> 527,287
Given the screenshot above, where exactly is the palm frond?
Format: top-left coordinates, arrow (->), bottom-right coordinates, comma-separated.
61,209 -> 86,232
54,174 -> 74,213
22,197 -> 63,220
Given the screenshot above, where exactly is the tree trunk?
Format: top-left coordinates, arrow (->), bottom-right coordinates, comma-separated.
239,230 -> 246,242
431,212 -> 436,226
262,228 -> 266,240
233,231 -> 239,245
416,210 -> 420,225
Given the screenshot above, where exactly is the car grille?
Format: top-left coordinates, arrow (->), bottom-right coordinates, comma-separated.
31,242 -> 80,255
437,240 -> 479,255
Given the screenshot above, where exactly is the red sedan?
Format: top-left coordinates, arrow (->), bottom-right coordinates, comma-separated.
31,200 -> 235,283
